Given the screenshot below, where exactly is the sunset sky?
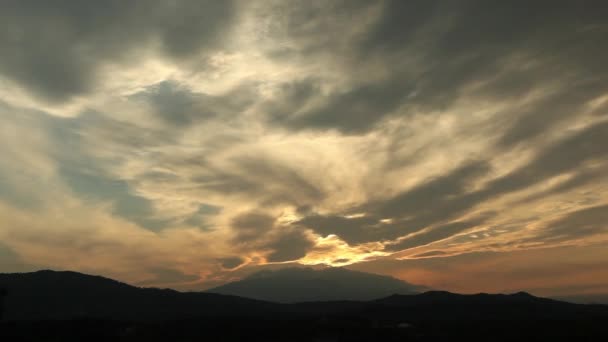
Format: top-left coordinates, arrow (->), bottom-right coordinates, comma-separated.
0,0 -> 607,299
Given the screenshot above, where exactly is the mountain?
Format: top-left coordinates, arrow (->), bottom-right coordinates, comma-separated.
0,270 -> 279,320
2,270 -> 608,340
555,293 -> 608,304
0,269 -> 606,322
207,267 -> 426,303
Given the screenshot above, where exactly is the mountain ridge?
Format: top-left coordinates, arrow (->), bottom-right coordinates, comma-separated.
1,269 -> 607,322
208,266 -> 427,303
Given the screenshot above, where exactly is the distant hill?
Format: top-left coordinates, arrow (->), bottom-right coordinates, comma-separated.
0,270 -> 279,320
555,293 -> 608,305
0,269 -> 606,323
207,267 -> 426,303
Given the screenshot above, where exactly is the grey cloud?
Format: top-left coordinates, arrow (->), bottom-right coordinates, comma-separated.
486,120 -> 608,196
0,0 -> 235,103
193,156 -> 324,208
232,156 -> 324,206
517,165 -> 608,205
265,230 -> 314,263
182,203 -> 222,230
385,217 -> 488,252
497,79 -> 608,148
333,258 -> 351,263
218,257 -> 245,270
37,111 -> 173,230
296,215 -> 382,245
374,161 -> 489,219
266,0 -> 608,135
297,120 -> 608,248
229,211 -> 314,262
296,161 -> 489,245
259,0 -> 374,58
130,80 -> 257,126
410,250 -> 450,258
0,168 -> 42,210
231,211 -> 276,243
284,78 -> 415,134
533,204 -> 608,243
60,167 -> 168,231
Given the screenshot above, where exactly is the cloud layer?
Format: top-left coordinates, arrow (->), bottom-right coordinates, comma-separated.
0,0 -> 607,295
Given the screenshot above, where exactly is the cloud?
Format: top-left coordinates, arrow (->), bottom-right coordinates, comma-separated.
533,204 -> 608,243
130,80 -> 256,126
296,161 -> 489,244
0,0 -> 236,103
265,230 -> 314,263
385,217 -> 489,252
262,0 -> 608,135
0,243 -> 38,273
231,211 -> 276,243
60,167 -> 169,231
296,120 -> 608,251
0,0 -> 607,294
218,257 -> 245,270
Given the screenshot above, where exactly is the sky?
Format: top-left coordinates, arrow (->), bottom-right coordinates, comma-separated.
0,0 -> 607,299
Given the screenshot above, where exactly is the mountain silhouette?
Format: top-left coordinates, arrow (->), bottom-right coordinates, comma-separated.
208,267 -> 426,303
0,270 -> 279,320
0,269 -> 606,323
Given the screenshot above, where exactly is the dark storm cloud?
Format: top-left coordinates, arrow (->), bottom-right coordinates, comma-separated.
0,0 -> 235,103
267,0 -> 608,135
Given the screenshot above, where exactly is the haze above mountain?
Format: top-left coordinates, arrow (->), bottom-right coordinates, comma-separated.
207,267 -> 426,303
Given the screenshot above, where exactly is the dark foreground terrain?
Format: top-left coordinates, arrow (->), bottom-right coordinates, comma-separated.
1,271 -> 607,341
3,317 -> 607,341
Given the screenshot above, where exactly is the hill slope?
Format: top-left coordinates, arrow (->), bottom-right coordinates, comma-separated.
0,270 -> 278,320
